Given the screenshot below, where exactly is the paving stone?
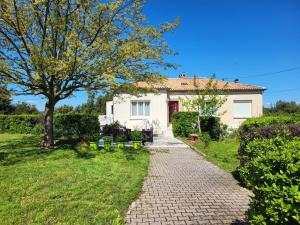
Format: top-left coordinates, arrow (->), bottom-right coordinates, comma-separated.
126,146 -> 251,224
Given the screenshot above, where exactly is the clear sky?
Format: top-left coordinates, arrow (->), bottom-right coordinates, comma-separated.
13,0 -> 300,111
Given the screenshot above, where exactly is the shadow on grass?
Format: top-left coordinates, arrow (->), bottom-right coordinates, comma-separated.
98,146 -> 146,160
74,149 -> 97,159
0,135 -> 147,165
123,147 -> 147,160
0,135 -> 79,166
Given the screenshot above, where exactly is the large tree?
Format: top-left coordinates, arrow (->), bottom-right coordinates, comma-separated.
0,0 -> 178,147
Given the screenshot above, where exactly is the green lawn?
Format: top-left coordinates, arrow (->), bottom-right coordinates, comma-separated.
0,133 -> 149,225
182,137 -> 240,172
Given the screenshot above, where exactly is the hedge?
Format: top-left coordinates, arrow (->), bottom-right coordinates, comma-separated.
172,112 -> 222,140
238,115 -> 300,167
0,114 -> 42,134
241,137 -> 300,225
0,114 -> 99,137
237,115 -> 300,225
54,114 -> 99,137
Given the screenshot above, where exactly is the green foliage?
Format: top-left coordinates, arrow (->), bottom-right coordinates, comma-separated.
198,132 -> 211,147
0,114 -> 41,134
116,134 -> 127,142
131,130 -> 143,141
0,114 -> 99,138
75,93 -> 112,115
102,121 -> 121,136
238,137 -> 300,225
0,0 -> 179,146
12,102 -> 39,114
76,141 -> 91,157
55,105 -> 74,114
0,133 -> 149,224
264,100 -> 300,115
54,114 -> 100,138
172,112 -> 223,140
183,137 -> 240,172
0,85 -> 13,114
240,115 -> 300,128
103,136 -> 113,143
238,115 -> 300,167
179,75 -> 228,133
237,116 -> 300,224
32,123 -> 45,135
89,133 -> 100,142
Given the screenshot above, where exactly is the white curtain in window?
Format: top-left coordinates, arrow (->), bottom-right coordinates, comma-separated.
145,102 -> 150,116
138,102 -> 144,116
234,100 -> 252,118
132,102 -> 137,116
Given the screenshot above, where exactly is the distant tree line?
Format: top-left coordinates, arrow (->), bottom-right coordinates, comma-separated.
1,85 -> 111,115
0,85 -> 39,114
55,92 -> 112,115
264,100 -> 300,115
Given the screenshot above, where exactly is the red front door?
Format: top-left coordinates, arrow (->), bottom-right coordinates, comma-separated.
169,101 -> 179,122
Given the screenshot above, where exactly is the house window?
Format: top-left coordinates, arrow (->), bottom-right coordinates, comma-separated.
131,101 -> 150,117
233,100 -> 252,118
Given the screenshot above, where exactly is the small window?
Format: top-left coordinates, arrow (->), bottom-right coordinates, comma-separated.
131,101 -> 150,117
233,100 -> 252,118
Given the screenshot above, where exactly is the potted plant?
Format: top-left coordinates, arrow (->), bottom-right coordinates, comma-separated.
116,134 -> 126,149
131,130 -> 143,150
103,136 -> 113,150
89,134 -> 100,150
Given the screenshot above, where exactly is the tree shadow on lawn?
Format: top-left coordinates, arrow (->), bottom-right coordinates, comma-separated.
0,135 -> 77,166
123,147 -> 147,160
98,146 -> 146,161
0,135 -> 147,165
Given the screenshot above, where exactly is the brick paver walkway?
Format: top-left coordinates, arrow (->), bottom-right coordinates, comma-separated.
126,147 -> 251,225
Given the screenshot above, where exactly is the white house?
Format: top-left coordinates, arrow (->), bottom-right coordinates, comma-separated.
106,74 -> 266,135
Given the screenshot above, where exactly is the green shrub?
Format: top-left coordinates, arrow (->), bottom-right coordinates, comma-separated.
238,116 -> 300,167
103,136 -> 113,143
116,134 -> 126,142
102,121 -> 121,136
0,114 -> 99,138
198,132 -> 211,147
241,137 -> 300,225
89,133 -> 100,142
0,114 -> 41,134
32,123 -> 45,135
54,114 -> 99,138
131,130 -> 142,141
172,112 -> 223,140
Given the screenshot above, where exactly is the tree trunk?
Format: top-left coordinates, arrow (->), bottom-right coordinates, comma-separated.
197,106 -> 201,134
43,101 -> 55,148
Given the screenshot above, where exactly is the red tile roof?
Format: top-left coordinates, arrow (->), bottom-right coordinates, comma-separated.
137,77 -> 266,91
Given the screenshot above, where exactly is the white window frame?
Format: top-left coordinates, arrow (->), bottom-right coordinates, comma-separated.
233,100 -> 252,119
131,100 -> 150,119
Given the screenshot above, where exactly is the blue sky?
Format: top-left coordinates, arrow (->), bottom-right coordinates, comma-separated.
13,0 -> 300,110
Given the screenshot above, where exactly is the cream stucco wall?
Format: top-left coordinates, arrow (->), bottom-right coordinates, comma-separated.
109,90 -> 263,132
169,91 -> 263,128
112,91 -> 168,134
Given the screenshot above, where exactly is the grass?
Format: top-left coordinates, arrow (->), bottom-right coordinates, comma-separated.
0,133 -> 149,225
182,137 -> 240,172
